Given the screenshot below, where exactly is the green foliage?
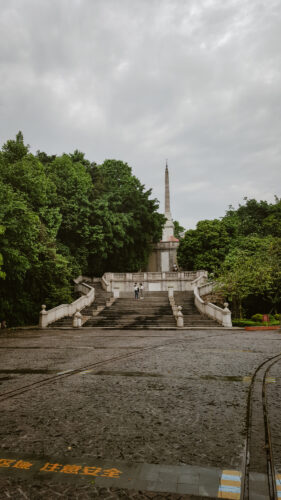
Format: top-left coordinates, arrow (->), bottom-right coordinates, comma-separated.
227,197 -> 281,237
232,318 -> 280,327
232,319 -> 259,327
46,154 -> 93,270
251,314 -> 263,322
88,160 -> 165,274
0,175 -> 73,325
173,220 -> 185,239
36,150 -> 57,165
0,225 -> 5,279
179,197 -> 281,317
178,218 -> 236,272
215,236 -> 276,318
0,134 -> 165,325
2,131 -> 29,163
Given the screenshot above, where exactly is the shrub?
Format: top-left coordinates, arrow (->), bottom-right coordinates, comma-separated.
233,319 -> 258,327
232,318 -> 280,327
251,314 -> 263,322
275,313 -> 280,321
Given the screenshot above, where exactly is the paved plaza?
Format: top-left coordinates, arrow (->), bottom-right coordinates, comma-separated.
0,327 -> 281,499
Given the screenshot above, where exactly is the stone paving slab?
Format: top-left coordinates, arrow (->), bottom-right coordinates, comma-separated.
0,454 -> 270,499
0,454 -> 223,497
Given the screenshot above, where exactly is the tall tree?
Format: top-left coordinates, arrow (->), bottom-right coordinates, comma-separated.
177,218 -> 237,273
46,154 -> 93,272
2,131 -> 29,163
216,236 -> 278,317
88,160 -> 165,274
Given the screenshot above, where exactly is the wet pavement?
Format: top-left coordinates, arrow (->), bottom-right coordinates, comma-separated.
0,327 -> 281,499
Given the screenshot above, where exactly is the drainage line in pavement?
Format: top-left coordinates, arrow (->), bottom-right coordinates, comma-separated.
0,332 -> 224,402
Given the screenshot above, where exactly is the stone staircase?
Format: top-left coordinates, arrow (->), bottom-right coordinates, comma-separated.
81,280 -> 112,316
48,280 -> 111,328
174,291 -> 221,327
83,292 -> 176,329
48,286 -> 222,329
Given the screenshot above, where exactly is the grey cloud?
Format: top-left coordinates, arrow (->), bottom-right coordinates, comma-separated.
0,0 -> 280,229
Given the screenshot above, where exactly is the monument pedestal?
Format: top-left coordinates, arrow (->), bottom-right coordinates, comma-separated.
147,240 -> 179,272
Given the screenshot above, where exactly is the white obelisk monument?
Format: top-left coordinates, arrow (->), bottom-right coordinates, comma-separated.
147,162 -> 179,272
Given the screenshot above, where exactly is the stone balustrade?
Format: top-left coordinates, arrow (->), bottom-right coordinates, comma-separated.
194,285 -> 232,328
39,283 -> 95,328
101,275 -> 109,291
102,271 -> 207,293
196,281 -> 215,297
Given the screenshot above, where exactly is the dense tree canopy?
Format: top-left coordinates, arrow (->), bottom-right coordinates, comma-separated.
87,160 -> 164,274
216,236 -> 280,317
178,197 -> 281,317
0,133 -> 165,326
177,217 -> 237,272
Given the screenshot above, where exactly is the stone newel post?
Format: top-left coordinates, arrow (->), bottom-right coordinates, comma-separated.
177,306 -> 184,328
39,305 -> 48,329
222,303 -> 232,327
73,311 -> 82,328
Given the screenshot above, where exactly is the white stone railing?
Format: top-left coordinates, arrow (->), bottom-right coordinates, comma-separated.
39,283 -> 95,328
194,286 -> 232,328
76,282 -> 93,295
101,275 -> 110,292
103,271 -> 206,281
192,274 -> 208,288
102,271 -> 208,293
197,281 -> 215,296
73,275 -> 91,285
168,294 -> 184,327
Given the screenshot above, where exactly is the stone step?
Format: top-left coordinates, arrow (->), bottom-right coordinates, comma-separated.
118,297 -> 170,301
49,281 -> 113,327
112,307 -> 171,310
49,286 -> 222,329
87,316 -> 176,320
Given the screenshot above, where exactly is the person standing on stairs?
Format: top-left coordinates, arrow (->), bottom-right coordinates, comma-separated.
140,283 -> 144,299
134,283 -> 139,300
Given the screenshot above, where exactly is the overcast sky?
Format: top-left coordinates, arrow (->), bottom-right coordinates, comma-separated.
1,0 -> 280,229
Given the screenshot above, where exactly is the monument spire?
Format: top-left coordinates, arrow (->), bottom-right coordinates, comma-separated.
165,160 -> 171,217
162,160 -> 175,241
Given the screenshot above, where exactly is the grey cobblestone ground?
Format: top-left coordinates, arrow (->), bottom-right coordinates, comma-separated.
0,327 -> 281,498
0,477 -> 213,500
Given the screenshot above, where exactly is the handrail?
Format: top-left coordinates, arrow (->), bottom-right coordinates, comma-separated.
39,283 -> 95,328
102,271 -> 206,280
198,281 -> 215,296
101,271 -> 209,293
73,275 -> 91,285
194,285 -> 232,328
191,274 -> 207,287
101,275 -> 110,291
